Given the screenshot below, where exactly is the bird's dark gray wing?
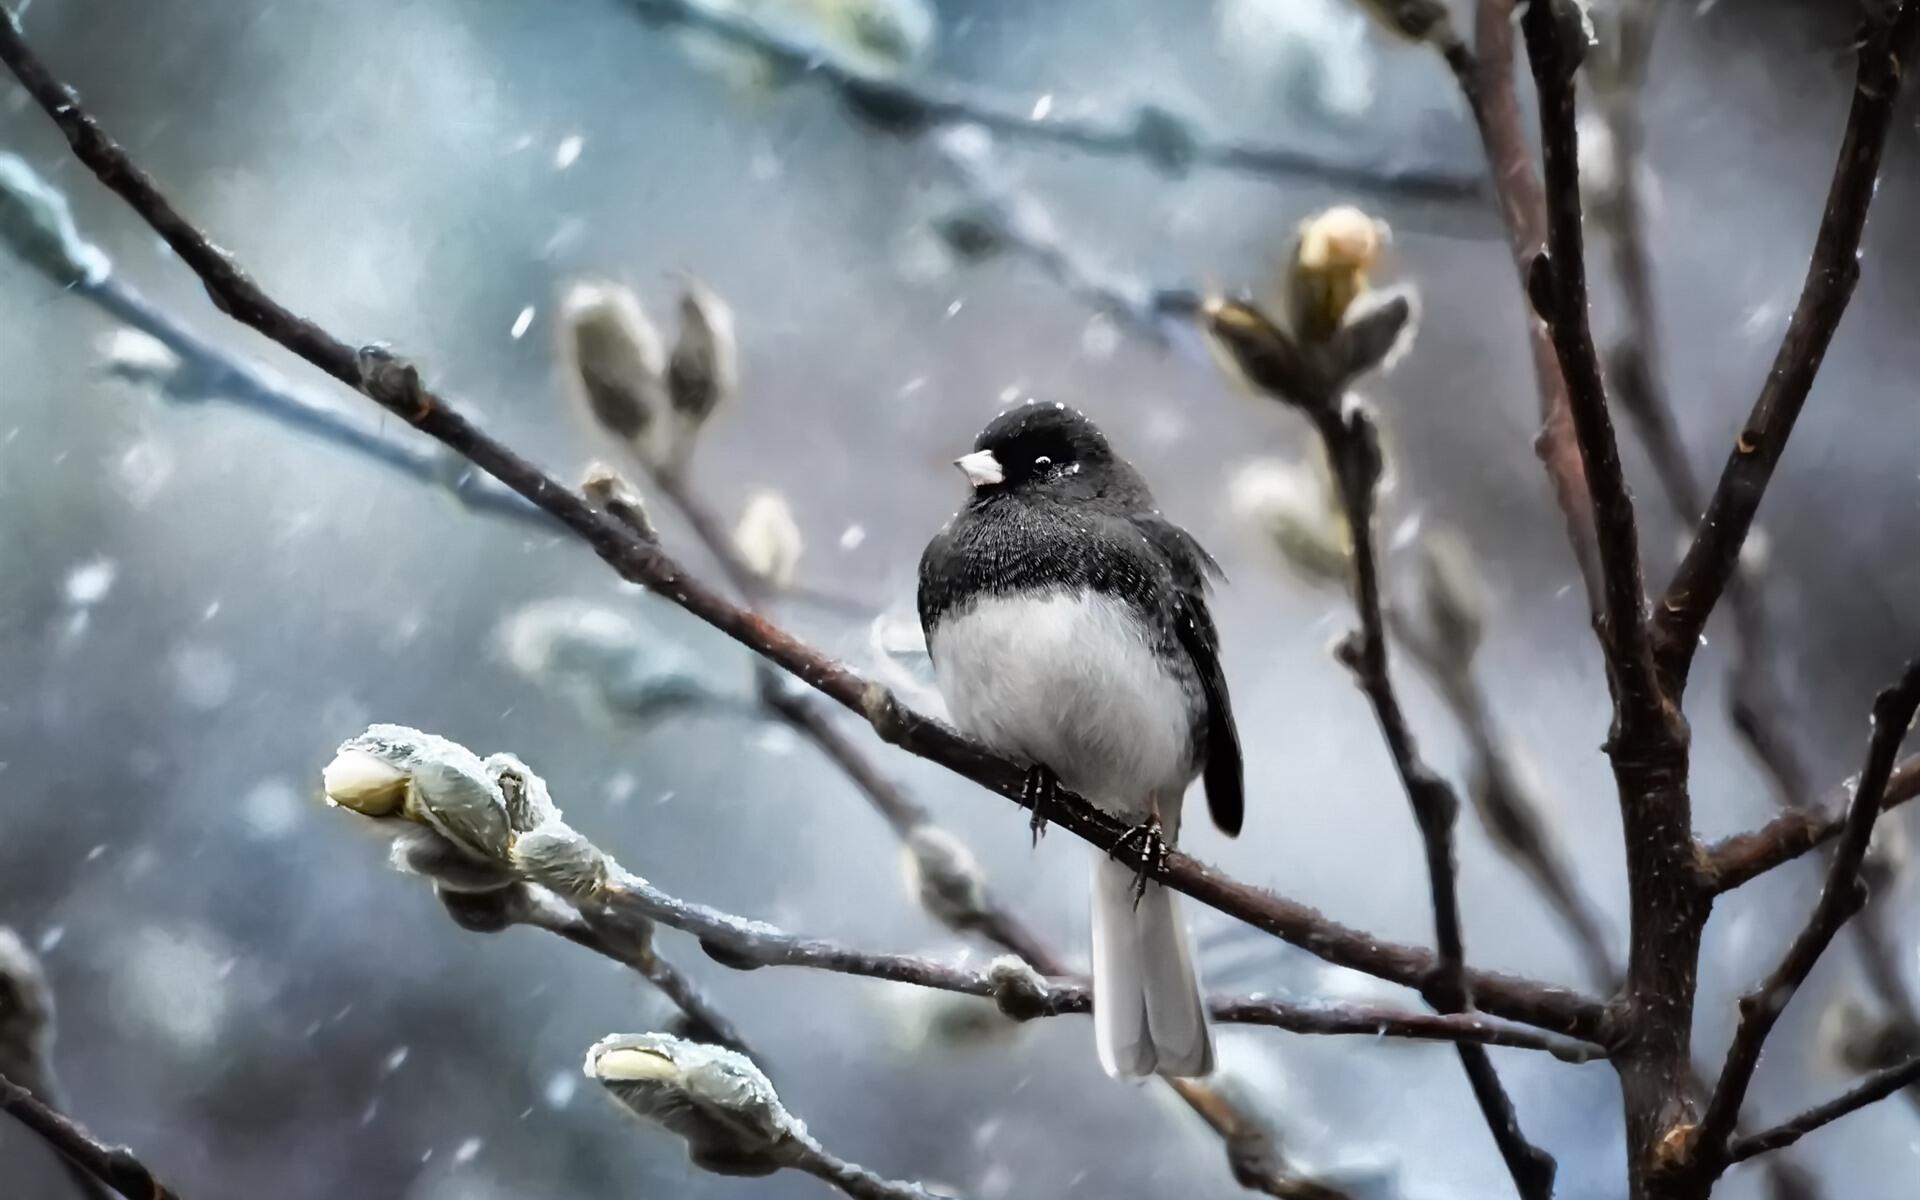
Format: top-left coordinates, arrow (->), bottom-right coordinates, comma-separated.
1138,516 -> 1243,837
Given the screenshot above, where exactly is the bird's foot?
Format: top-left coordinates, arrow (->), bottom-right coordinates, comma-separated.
1109,815 -> 1168,908
1023,765 -> 1059,846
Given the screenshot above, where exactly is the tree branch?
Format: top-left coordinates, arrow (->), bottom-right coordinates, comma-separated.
1726,1054 -> 1920,1164
0,1073 -> 180,1200
612,0 -> 1481,200
1439,8 -> 1601,614
1693,657 -> 1920,1174
1652,7 -> 1919,687
0,16 -> 1611,1046
1704,755 -> 1920,893
0,930 -> 112,1200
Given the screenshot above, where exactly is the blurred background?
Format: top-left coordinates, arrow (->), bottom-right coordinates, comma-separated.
2,0 -> 1918,1197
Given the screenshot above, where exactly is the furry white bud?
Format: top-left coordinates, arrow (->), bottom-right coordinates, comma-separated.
733,490 -> 805,588
561,279 -> 666,450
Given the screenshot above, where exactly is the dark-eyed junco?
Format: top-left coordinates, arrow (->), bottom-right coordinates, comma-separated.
918,402 -> 1243,1078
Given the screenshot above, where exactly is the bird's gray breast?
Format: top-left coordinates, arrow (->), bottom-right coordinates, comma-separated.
927,588 -> 1203,820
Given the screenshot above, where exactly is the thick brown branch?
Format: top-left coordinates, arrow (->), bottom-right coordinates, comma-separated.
1726,1055 -> 1920,1164
1653,9 -> 1918,685
1704,755 -> 1920,892
0,1073 -> 181,1200
0,17 -> 1611,1046
1693,657 -> 1920,1174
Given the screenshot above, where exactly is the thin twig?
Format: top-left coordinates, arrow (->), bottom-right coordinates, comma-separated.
612,0 -> 1481,200
1694,658 -> 1920,1173
1517,2 -> 1665,737
0,1073 -> 180,1200
1440,9 -> 1600,614
1726,1055 -> 1920,1163
0,18 -> 1612,1045
1653,7 -> 1919,687
1704,755 -> 1920,892
0,930 -> 112,1200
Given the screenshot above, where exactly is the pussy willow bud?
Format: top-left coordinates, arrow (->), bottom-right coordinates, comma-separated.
586,1033 -> 797,1177
582,463 -> 657,541
733,490 -> 805,589
325,725 -> 511,861
561,279 -> 666,451
1284,206 -> 1389,344
485,753 -> 560,834
986,955 -> 1051,1022
389,826 -> 516,894
667,276 -> 738,438
1228,456 -> 1350,586
97,328 -> 187,392
0,154 -> 111,287
900,826 -> 988,929
1131,102 -> 1202,176
511,825 -> 608,898
1333,285 -> 1419,382
811,0 -> 937,75
1413,526 -> 1487,667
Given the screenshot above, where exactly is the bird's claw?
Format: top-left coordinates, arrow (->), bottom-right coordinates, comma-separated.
1109,816 -> 1168,908
1023,765 -> 1059,846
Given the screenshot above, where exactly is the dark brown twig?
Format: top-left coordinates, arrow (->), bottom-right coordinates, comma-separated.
1693,658 -> 1920,1174
1705,755 -> 1920,892
0,1072 -> 180,1200
0,15 -> 1611,1046
1726,1054 -> 1920,1163
1653,8 -> 1919,688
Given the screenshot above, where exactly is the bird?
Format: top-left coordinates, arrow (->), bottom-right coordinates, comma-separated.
917,402 -> 1243,1078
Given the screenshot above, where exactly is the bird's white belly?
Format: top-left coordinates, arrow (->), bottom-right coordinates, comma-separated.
929,589 -> 1196,818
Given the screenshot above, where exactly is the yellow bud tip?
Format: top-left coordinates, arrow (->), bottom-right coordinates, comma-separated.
322,749 -> 410,817
590,1046 -> 680,1082
1297,206 -> 1387,272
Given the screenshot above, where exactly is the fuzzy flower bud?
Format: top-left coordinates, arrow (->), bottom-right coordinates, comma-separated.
1285,206 -> 1389,344
1228,456 -> 1350,586
667,276 -> 738,437
561,279 -> 666,451
733,490 -> 805,589
585,1033 -> 798,1177
900,826 -> 988,929
324,725 -> 511,861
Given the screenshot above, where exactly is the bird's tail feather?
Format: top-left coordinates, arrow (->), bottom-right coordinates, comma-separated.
1091,855 -> 1214,1079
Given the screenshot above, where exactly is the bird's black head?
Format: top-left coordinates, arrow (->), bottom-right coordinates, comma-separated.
954,402 -> 1139,504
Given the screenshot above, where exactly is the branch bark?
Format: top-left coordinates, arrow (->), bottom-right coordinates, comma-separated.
1691,658 -> 1920,1180
1726,1054 -> 1920,1164
0,1073 -> 181,1200
0,14 -> 1611,1047
1652,8 -> 1919,687
1704,755 -> 1920,893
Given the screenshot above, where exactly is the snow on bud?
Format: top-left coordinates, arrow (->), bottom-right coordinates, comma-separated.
389,825 -> 516,894
667,276 -> 739,437
1228,456 -> 1350,586
96,328 -> 185,392
510,825 -> 607,898
485,753 -> 561,834
560,279 -> 666,450
986,955 -> 1051,1021
733,490 -> 805,589
900,826 -> 988,929
582,463 -> 657,541
325,725 -> 511,861
0,154 -> 111,287
585,1033 -> 798,1177
1285,206 -> 1389,344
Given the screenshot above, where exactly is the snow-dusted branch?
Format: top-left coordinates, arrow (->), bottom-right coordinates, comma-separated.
0,19 -> 1609,1046
0,1070 -> 179,1200
1726,1054 -> 1920,1165
321,723 -> 1605,1063
612,0 -> 1479,199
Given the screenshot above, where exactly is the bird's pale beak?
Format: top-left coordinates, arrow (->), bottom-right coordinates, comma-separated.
954,450 -> 1004,488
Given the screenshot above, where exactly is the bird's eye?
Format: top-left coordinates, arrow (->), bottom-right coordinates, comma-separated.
1034,456 -> 1053,469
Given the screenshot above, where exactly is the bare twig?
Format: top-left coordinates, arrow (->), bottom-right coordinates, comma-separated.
1726,1054 -> 1920,1164
0,930 -> 112,1200
1705,755 -> 1920,892
612,0 -> 1481,200
0,18 -> 1611,1045
1439,8 -> 1600,613
1693,657 -> 1920,1174
1653,7 -> 1918,687
0,1073 -> 180,1200
1199,293 -> 1555,1197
